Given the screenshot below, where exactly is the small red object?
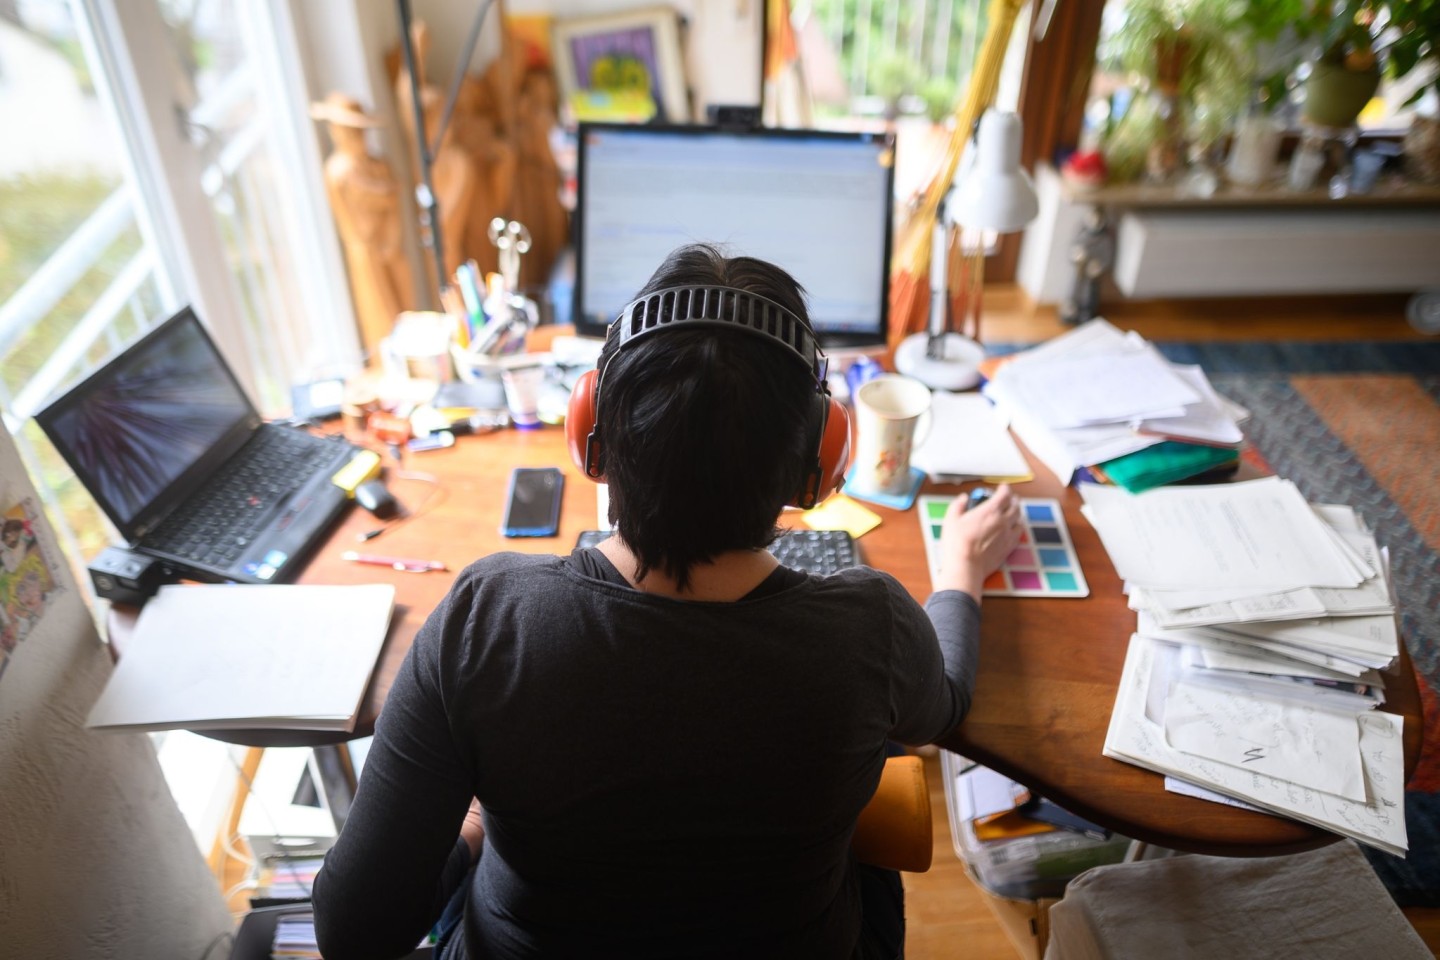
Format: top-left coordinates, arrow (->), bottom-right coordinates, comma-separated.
367,411 -> 412,445
1062,149 -> 1107,187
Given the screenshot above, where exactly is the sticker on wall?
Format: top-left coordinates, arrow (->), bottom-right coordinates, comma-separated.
918,496 -> 1089,598
0,497 -> 64,682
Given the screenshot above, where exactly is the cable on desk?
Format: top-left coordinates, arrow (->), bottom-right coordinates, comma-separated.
357,469 -> 447,542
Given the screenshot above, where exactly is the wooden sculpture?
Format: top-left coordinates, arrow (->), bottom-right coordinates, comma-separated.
509,68 -> 568,291
311,93 -> 414,358
455,80 -> 517,278
388,19 -> 569,293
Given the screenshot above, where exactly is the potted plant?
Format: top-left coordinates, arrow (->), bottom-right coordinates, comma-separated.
1292,0 -> 1440,129
1097,0 -> 1250,182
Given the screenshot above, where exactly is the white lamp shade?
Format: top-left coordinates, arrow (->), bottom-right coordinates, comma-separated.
948,110 -> 1039,233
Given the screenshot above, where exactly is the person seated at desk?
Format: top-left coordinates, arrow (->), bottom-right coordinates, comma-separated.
311,243 -> 1022,959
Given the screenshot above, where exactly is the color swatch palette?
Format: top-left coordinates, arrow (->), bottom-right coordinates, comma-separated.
918,496 -> 1090,598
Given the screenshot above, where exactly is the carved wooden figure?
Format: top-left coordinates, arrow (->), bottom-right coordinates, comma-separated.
509,69 -> 568,290
455,80 -> 517,278
310,93 -> 414,358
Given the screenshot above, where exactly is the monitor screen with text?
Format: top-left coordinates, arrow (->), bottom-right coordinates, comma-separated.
573,124 -> 895,347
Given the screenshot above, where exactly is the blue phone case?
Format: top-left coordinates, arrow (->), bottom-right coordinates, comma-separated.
500,467 -> 563,537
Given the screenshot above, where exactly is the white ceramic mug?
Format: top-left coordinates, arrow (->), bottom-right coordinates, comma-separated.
852,374 -> 932,496
384,311 -> 454,383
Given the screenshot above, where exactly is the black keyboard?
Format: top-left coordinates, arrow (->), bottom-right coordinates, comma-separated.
768,529 -> 861,575
574,528 -> 862,576
146,427 -> 339,566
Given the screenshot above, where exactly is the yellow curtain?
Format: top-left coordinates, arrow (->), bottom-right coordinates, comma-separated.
888,0 -> 1031,349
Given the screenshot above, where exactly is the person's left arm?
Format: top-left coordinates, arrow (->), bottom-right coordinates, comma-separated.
312,575 -> 479,960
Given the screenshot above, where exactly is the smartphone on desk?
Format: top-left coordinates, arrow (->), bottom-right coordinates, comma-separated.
501,467 -> 564,537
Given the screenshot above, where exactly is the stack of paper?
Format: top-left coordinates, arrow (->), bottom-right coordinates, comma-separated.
87,583 -> 396,733
982,319 -> 1247,486
271,912 -> 322,959
1082,479 -> 1407,855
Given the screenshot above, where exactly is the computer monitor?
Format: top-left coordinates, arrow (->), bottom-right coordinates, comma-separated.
572,123 -> 896,348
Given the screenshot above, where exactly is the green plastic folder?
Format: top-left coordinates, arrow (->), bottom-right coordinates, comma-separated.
1096,441 -> 1240,493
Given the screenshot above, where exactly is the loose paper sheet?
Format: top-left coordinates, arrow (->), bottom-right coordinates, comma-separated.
1165,776 -> 1269,813
1005,350 -> 1201,429
1105,634 -> 1407,856
910,391 -> 1031,482
1080,478 -> 1370,590
1163,679 -> 1367,801
1134,364 -> 1246,446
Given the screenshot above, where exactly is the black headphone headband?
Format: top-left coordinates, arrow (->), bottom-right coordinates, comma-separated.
579,284 -> 839,503
608,285 -> 829,384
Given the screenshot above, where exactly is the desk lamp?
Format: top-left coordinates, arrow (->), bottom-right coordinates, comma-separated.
894,110 -> 1038,391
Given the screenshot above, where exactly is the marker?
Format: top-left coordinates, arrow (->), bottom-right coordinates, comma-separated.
965,487 -> 993,512
341,550 -> 448,573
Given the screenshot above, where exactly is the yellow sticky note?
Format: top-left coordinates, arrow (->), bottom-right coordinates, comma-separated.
802,495 -> 881,539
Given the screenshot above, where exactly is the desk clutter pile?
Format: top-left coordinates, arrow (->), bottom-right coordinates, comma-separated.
982,319 -> 1247,492
1084,477 -> 1407,856
976,318 -> 1408,856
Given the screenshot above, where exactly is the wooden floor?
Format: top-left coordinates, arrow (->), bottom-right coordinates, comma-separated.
904,287 -> 1440,960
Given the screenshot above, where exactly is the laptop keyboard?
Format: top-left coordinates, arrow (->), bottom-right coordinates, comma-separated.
146,427 -> 341,568
768,529 -> 861,575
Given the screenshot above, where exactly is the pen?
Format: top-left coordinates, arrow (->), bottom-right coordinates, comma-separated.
341,550 -> 448,573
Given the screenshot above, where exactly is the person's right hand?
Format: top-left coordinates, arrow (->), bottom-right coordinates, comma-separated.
934,485 -> 1023,600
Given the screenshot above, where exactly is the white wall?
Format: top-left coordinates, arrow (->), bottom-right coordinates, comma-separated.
0,431 -> 231,957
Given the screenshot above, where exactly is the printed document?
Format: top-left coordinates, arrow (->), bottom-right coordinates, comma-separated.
1080,478 -> 1371,590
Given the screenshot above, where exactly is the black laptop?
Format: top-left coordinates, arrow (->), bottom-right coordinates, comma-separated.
35,307 -> 359,585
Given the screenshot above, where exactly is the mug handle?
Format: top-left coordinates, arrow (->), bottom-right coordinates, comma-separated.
913,407 -> 934,449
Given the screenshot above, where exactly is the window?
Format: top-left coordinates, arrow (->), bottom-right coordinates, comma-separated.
2,0 -> 356,591
1,0 -> 358,898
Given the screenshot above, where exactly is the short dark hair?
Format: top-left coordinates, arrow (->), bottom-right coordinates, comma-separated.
598,243 -> 817,590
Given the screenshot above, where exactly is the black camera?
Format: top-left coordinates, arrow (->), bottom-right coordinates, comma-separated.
88,546 -> 172,606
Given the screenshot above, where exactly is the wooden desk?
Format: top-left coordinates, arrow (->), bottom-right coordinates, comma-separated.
155,424 -> 1424,855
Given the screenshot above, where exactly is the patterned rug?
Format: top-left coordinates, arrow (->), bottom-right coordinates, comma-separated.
1152,340 -> 1440,905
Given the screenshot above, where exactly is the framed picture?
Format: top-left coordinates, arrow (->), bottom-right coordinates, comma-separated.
551,6 -> 690,124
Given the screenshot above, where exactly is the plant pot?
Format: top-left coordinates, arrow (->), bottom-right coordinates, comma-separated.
1301,61 -> 1381,129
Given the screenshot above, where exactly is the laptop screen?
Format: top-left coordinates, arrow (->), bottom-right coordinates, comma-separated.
35,308 -> 260,541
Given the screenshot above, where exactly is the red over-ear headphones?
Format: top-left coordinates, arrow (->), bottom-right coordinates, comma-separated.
565,285 -> 850,510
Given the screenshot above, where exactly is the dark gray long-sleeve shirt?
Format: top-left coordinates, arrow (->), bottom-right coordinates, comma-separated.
313,548 -> 980,959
